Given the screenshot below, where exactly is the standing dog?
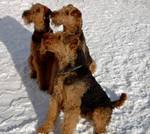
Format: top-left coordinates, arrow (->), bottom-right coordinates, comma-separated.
51,4 -> 96,73
22,3 -> 58,93
37,32 -> 127,134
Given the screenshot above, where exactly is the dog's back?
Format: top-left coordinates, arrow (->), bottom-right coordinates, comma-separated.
81,74 -> 127,115
81,74 -> 112,115
63,64 -> 127,116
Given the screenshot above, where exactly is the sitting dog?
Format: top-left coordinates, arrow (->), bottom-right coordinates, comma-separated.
51,4 -> 96,74
22,3 -> 58,93
37,32 -> 127,134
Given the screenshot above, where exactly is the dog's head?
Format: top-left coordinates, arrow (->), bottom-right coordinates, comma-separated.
51,4 -> 82,33
40,32 -> 80,66
22,3 -> 52,31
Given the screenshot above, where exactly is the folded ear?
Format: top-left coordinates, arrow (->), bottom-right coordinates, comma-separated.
63,34 -> 79,44
70,9 -> 81,18
63,34 -> 80,50
44,7 -> 52,17
42,33 -> 51,40
69,38 -> 79,50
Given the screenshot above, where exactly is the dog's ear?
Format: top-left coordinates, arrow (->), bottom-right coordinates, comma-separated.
69,38 -> 79,50
70,9 -> 81,18
63,35 -> 79,50
63,35 -> 74,44
43,33 -> 51,40
44,7 -> 52,17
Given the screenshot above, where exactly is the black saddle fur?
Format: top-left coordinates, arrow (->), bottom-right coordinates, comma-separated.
63,47 -> 112,115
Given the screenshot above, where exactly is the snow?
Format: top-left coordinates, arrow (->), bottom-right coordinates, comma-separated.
0,0 -> 150,133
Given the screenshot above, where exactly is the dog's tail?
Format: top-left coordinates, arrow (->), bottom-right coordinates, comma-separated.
111,93 -> 127,108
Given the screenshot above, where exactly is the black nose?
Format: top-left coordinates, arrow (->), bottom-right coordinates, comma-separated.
22,10 -> 30,17
47,9 -> 52,15
45,9 -> 52,18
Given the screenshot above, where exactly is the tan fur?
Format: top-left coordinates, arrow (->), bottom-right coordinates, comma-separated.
37,32 -> 127,134
51,4 -> 96,73
40,32 -> 79,71
112,93 -> 127,108
92,108 -> 112,134
22,3 -> 58,93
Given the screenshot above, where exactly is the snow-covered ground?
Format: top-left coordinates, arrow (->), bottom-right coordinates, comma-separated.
0,0 -> 150,133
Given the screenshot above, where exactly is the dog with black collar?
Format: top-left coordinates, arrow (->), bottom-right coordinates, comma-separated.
37,32 -> 127,134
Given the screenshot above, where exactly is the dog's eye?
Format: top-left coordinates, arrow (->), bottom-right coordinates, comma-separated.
45,45 -> 48,49
36,8 -> 40,13
32,10 -> 36,14
58,35 -> 61,40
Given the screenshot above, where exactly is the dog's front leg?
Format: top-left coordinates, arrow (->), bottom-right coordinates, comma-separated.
28,54 -> 37,79
61,109 -> 80,134
92,108 -> 112,134
37,63 -> 48,91
37,96 -> 60,133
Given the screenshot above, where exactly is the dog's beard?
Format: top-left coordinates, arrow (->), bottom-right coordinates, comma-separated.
51,18 -> 63,26
22,17 -> 32,25
51,20 -> 60,27
51,22 -> 63,33
40,48 -> 46,55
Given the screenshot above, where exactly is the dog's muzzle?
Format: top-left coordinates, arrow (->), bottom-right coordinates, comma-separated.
22,10 -> 30,18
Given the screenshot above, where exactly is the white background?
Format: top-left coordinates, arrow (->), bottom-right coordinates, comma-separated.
0,0 -> 150,133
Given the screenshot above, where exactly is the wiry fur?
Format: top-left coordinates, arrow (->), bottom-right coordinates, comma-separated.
37,32 -> 127,134
22,3 -> 58,93
51,4 -> 96,74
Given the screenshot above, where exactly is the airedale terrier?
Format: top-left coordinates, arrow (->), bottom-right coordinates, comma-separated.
51,4 -> 96,74
22,3 -> 58,93
37,32 -> 127,134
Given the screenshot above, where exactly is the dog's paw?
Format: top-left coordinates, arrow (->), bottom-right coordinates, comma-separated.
37,126 -> 50,134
